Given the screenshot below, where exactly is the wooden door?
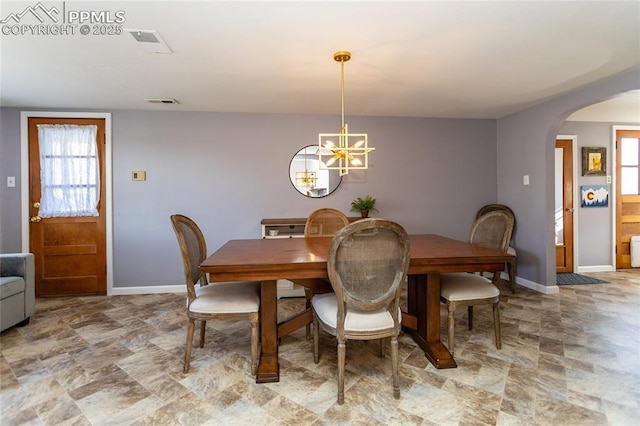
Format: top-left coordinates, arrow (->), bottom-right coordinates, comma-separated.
555,139 -> 574,272
616,129 -> 640,269
28,117 -> 107,296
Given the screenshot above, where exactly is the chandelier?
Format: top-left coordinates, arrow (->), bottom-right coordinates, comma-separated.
318,51 -> 374,176
295,146 -> 317,188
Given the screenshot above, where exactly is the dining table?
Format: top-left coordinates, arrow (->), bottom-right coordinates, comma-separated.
199,234 -> 514,383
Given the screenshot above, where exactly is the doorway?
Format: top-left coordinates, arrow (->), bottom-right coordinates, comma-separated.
21,112 -> 113,295
555,138 -> 575,273
615,129 -> 640,269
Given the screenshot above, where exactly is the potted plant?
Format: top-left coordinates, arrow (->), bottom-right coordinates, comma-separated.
350,195 -> 377,218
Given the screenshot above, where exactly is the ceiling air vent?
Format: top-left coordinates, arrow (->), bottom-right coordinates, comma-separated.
128,29 -> 172,54
144,98 -> 179,105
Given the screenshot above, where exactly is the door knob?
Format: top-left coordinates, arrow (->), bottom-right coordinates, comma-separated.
565,208 -> 574,212
30,215 -> 42,223
33,201 -> 40,208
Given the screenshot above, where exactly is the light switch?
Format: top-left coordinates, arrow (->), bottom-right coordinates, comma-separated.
7,176 -> 15,187
132,171 -> 146,181
523,175 -> 530,186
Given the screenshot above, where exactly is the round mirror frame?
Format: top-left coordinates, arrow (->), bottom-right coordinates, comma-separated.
289,145 -> 342,198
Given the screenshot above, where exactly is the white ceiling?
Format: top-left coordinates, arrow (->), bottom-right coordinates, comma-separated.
566,90 -> 640,122
1,0 -> 639,121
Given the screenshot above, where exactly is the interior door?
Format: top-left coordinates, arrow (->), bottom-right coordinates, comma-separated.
616,129 -> 640,269
28,117 -> 107,296
555,139 -> 574,273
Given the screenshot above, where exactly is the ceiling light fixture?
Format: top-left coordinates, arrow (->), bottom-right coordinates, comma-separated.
318,51 -> 374,176
295,146 -> 318,188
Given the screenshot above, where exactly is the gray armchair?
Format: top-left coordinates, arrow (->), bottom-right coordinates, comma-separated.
1,253 -> 35,332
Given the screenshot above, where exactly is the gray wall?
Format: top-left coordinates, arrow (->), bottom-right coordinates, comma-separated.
3,68 -> 638,291
496,68 -> 640,287
1,109 -> 497,288
0,108 -> 22,252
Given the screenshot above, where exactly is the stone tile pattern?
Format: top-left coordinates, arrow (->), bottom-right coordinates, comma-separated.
1,271 -> 639,425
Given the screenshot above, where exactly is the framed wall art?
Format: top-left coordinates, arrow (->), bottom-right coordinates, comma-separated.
582,147 -> 606,176
581,185 -> 609,208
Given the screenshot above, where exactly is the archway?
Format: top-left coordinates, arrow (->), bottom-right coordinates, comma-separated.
496,69 -> 640,292
555,91 -> 639,276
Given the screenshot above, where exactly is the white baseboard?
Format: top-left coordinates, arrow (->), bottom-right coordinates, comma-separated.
515,276 -> 560,294
576,265 -> 614,273
493,271 -> 559,295
500,266 -> 612,295
109,271 -> 568,297
109,285 -> 184,295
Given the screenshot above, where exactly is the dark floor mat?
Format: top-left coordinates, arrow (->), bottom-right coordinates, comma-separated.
557,273 -> 608,285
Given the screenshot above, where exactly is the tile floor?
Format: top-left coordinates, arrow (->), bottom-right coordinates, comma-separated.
1,271 -> 639,425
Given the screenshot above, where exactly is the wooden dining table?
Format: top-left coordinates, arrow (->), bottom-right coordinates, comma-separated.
200,234 -> 514,383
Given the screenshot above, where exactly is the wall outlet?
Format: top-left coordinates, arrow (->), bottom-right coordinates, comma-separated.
606,175 -> 612,184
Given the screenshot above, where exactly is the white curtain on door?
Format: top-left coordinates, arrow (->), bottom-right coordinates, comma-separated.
37,124 -> 100,217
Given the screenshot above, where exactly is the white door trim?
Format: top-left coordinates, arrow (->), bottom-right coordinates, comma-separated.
20,111 -> 114,295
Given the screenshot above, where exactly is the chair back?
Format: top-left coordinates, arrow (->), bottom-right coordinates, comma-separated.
305,208 -> 349,238
328,218 -> 410,317
469,210 -> 514,252
476,204 -> 516,237
170,214 -> 207,302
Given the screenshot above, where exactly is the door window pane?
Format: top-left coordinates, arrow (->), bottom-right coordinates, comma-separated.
621,167 -> 639,195
620,137 -> 639,195
37,124 -> 100,217
621,138 -> 639,166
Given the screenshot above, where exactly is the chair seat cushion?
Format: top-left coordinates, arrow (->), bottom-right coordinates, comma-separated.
312,293 -> 400,332
0,276 -> 26,299
189,281 -> 260,314
440,273 -> 499,302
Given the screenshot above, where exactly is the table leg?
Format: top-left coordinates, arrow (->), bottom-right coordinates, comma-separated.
406,273 -> 457,369
256,280 -> 279,383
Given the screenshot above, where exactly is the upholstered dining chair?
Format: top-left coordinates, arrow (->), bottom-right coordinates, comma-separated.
301,208 -> 350,338
170,214 -> 260,375
476,204 -> 517,292
311,218 -> 410,405
440,209 -> 514,356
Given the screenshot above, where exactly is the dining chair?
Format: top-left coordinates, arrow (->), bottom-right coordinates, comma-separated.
301,208 -> 350,338
304,208 -> 350,238
311,218 -> 410,405
476,204 -> 517,292
170,214 -> 260,375
440,209 -> 514,356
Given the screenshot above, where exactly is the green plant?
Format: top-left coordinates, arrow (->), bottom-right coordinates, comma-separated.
350,195 -> 377,212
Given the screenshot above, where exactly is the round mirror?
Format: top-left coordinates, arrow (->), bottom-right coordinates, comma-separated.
289,145 -> 342,198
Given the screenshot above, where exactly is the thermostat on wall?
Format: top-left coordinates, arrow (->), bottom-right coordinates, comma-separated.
132,171 -> 146,181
